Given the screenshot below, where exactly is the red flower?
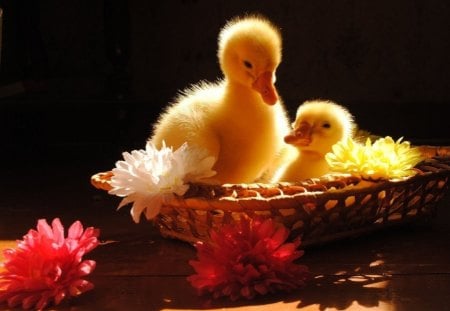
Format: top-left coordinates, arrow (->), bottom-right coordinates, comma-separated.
187,217 -> 310,300
0,218 -> 100,310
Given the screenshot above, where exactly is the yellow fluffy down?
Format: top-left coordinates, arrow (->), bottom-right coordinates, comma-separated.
325,136 -> 424,180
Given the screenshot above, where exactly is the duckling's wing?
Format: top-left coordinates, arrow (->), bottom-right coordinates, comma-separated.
150,82 -> 223,160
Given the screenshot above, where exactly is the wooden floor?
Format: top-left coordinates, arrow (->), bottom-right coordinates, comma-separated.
1,154 -> 450,311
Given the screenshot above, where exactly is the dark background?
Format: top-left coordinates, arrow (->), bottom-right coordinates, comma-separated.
1,0 -> 449,172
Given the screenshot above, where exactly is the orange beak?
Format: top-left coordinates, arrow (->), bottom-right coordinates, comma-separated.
284,121 -> 312,146
252,71 -> 278,105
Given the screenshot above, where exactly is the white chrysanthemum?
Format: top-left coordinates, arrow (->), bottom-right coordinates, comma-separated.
108,142 -> 216,223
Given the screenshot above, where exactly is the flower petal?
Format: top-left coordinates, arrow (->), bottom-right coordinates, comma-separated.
0,218 -> 99,310
68,221 -> 84,240
69,279 -> 95,296
37,219 -> 53,240
109,142 -> 216,221
51,218 -> 65,246
187,217 -> 309,300
78,260 -> 96,276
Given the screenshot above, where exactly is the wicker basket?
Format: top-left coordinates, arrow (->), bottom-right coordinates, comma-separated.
91,146 -> 450,247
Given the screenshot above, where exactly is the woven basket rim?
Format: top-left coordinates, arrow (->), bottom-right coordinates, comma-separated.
90,145 -> 450,246
91,153 -> 450,201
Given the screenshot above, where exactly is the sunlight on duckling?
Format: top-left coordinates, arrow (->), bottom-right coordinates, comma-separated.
150,15 -> 291,185
273,100 -> 355,182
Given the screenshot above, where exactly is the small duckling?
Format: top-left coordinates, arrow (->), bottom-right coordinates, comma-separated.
150,15 -> 290,184
272,100 -> 355,182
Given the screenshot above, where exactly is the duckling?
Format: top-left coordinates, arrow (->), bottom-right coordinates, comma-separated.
150,15 -> 290,184
272,100 -> 355,182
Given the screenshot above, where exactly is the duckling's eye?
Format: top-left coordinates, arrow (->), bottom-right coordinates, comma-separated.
322,122 -> 331,129
243,60 -> 253,69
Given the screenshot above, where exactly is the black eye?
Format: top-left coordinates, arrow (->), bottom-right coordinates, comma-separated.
323,122 -> 331,129
243,60 -> 253,69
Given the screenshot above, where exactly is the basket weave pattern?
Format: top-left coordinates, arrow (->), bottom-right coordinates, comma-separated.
92,146 -> 450,246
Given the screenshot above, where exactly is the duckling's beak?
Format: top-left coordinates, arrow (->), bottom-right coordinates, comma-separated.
284,121 -> 312,146
252,71 -> 278,105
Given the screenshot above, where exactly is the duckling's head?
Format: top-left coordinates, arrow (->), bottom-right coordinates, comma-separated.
285,100 -> 355,156
218,15 -> 282,105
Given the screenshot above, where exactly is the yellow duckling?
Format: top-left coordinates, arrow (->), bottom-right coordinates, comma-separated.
150,15 -> 290,184
272,100 -> 355,182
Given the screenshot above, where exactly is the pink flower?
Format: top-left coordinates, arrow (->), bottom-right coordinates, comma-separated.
187,217 -> 310,301
0,218 -> 100,310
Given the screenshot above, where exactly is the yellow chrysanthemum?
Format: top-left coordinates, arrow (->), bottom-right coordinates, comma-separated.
325,136 -> 424,180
